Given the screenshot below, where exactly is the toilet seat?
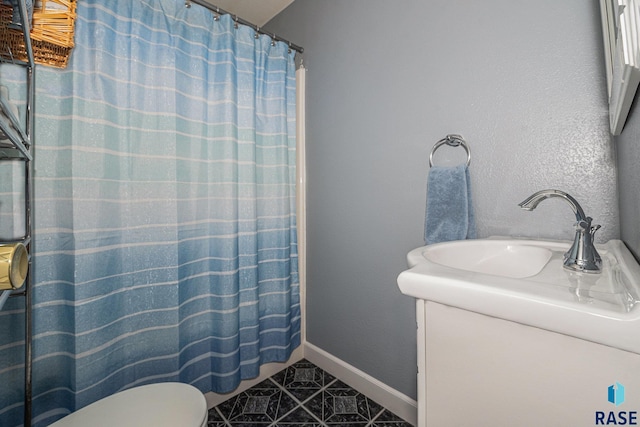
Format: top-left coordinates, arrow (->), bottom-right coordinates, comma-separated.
49,382 -> 208,427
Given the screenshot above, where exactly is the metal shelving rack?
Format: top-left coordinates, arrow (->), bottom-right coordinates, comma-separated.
0,0 -> 35,425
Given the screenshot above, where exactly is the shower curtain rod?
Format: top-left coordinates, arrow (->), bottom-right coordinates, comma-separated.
187,0 -> 304,54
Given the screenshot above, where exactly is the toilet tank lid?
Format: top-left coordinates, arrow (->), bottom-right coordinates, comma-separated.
49,382 -> 208,427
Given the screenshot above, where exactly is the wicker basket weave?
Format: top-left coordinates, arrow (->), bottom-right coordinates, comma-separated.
0,0 -> 76,68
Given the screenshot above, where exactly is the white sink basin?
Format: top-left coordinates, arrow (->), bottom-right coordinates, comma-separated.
417,240 -> 553,279
398,238 -> 640,354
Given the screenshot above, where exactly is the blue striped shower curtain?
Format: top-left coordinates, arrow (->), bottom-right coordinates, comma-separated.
0,0 -> 300,425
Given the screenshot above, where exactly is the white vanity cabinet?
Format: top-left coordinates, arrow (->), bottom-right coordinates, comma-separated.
416,300 -> 640,427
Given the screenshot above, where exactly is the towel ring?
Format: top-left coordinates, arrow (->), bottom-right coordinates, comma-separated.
429,134 -> 471,167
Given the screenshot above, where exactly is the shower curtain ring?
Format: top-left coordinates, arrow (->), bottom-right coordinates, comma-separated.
255,27 -> 260,39
185,0 -> 191,8
234,15 -> 239,29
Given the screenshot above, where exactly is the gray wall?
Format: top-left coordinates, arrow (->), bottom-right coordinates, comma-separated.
616,100 -> 640,259
267,0 -> 618,399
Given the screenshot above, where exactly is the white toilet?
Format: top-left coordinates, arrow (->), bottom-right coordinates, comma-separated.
49,382 -> 208,427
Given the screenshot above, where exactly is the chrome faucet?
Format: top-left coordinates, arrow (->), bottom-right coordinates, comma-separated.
518,189 -> 602,274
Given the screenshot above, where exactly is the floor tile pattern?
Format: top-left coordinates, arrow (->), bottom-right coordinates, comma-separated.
209,359 -> 413,426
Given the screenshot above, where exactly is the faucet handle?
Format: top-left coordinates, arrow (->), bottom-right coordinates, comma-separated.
575,217 -> 592,231
575,218 -> 601,235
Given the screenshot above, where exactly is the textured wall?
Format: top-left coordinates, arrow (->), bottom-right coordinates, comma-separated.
266,0 -> 618,400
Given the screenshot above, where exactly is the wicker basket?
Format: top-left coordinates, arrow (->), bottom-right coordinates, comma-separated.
0,0 -> 76,68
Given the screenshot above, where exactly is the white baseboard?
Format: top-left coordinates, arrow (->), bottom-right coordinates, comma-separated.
204,345 -> 305,408
304,342 -> 418,426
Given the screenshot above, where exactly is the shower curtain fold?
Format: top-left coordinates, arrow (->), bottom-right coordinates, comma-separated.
0,0 -> 300,425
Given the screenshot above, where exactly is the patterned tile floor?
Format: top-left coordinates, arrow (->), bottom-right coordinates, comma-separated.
208,359 -> 413,426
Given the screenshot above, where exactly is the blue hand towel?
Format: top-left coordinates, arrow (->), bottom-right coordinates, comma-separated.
424,164 -> 476,245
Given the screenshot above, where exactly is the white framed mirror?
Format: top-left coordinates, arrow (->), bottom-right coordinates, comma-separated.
600,0 -> 640,135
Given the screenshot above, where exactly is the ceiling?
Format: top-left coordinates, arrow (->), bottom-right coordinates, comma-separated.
200,0 -> 295,27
